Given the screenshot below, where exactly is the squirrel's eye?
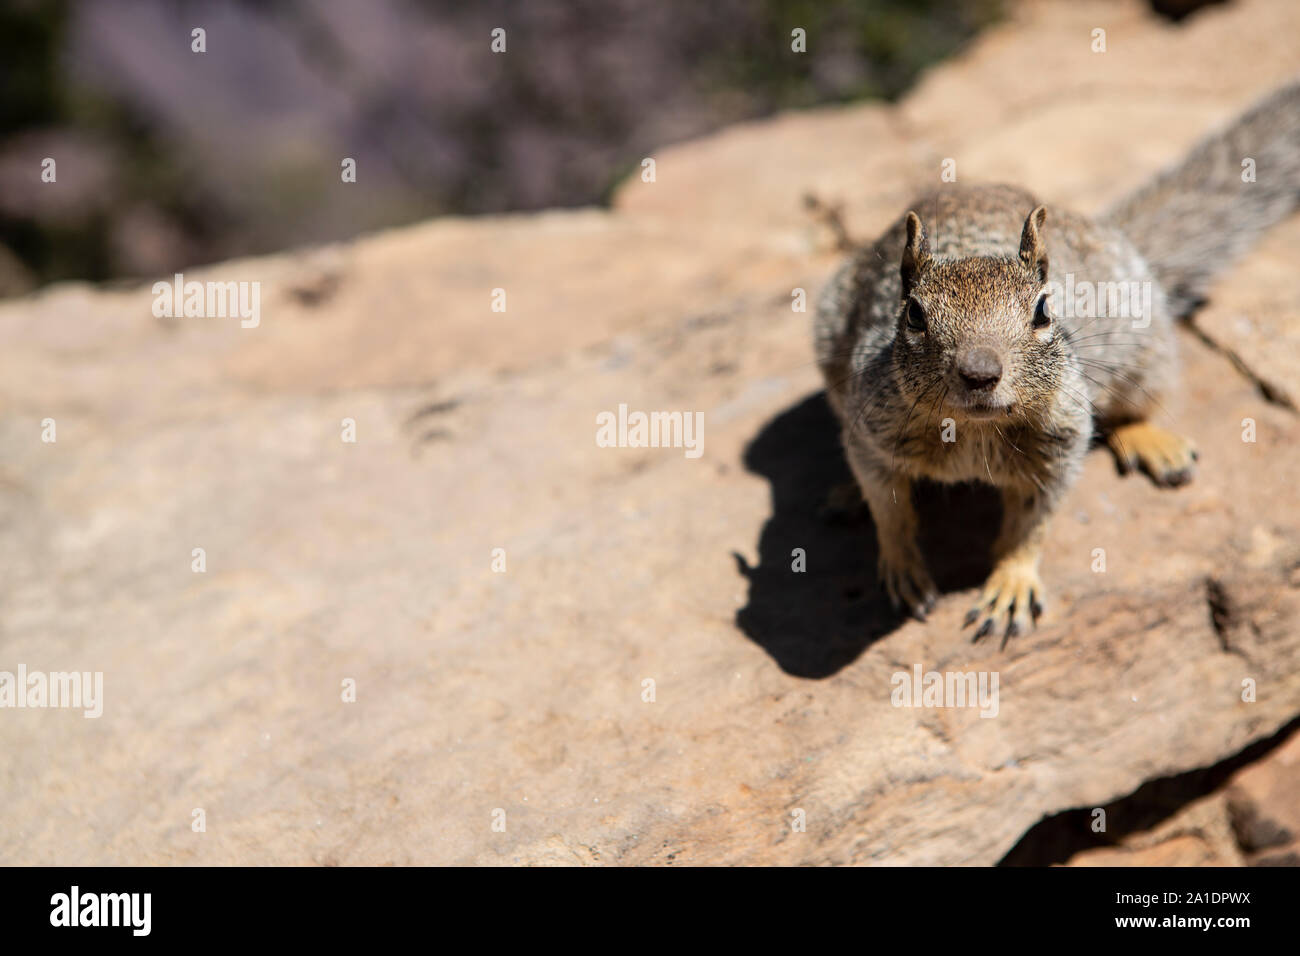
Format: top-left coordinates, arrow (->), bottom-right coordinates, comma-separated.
906,299 -> 928,332
1033,296 -> 1052,330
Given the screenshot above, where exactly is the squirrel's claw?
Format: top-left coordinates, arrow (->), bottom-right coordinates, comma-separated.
879,552 -> 938,622
966,559 -> 1043,645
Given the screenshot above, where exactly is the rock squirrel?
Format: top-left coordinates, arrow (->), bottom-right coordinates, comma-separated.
814,79 -> 1300,642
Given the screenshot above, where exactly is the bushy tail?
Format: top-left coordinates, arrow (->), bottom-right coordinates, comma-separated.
1103,79 -> 1300,317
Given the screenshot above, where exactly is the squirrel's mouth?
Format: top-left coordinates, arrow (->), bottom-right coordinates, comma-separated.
950,398 -> 1016,420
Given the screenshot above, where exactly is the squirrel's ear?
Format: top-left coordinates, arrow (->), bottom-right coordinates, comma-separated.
901,211 -> 931,293
1019,205 -> 1049,282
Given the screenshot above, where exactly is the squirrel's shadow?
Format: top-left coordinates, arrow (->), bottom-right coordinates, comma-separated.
734,391 -> 1002,678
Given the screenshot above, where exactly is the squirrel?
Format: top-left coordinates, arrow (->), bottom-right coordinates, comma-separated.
814,79 -> 1300,642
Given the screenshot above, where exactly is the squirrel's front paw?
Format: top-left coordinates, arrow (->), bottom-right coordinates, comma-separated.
1107,422 -> 1198,488
878,549 -> 938,621
964,557 -> 1043,645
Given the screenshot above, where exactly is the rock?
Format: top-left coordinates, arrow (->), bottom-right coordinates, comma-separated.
1191,217 -> 1300,412
1066,794 -> 1247,867
1,0 -> 1298,865
1227,728 -> 1300,865
1058,724 -> 1300,867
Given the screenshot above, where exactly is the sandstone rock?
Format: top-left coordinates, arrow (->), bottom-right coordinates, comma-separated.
1057,725 -> 1300,867
1227,728 -> 1300,866
1066,793 -> 1247,867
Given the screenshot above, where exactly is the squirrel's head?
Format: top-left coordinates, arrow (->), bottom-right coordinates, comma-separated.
891,205 -> 1064,423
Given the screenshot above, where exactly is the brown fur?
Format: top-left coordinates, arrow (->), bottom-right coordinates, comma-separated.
815,78 -> 1300,638
817,79 -> 1300,639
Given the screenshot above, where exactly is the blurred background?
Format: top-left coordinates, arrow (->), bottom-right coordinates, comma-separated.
0,0 -> 1015,293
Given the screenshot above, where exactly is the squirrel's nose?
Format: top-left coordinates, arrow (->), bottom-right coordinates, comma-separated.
957,347 -> 1003,391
